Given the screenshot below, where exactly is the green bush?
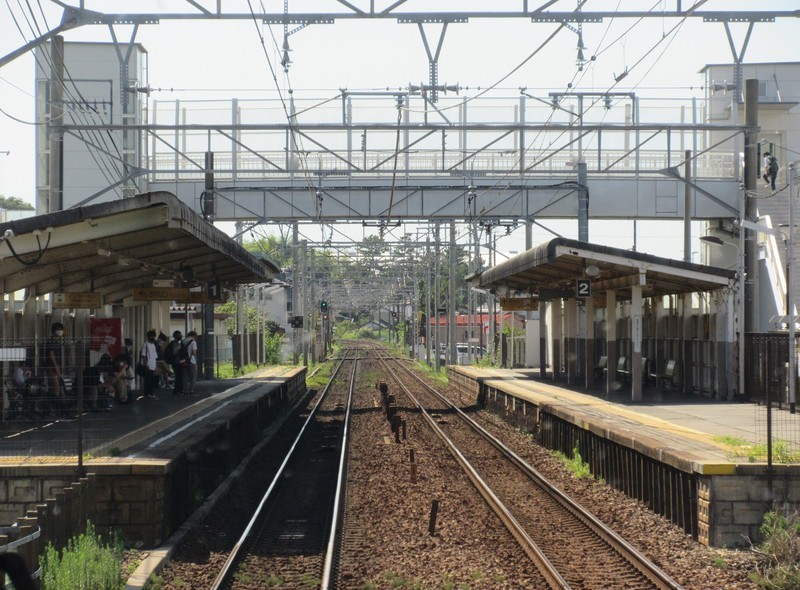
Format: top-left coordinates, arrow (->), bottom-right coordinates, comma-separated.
263,332 -> 283,364
553,444 -> 593,479
750,510 -> 800,588
40,522 -> 124,590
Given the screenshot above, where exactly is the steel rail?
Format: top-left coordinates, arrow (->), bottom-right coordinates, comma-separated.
392,357 -> 685,590
209,348 -> 354,590
376,352 -> 570,590
320,348 -> 359,589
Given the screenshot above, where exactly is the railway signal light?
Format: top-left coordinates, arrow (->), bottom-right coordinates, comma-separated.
320,300 -> 328,313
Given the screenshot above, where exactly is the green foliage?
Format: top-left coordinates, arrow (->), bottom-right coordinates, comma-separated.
749,439 -> 800,464
712,434 -> 750,448
262,574 -> 284,586
217,300 -> 282,341
380,571 -> 423,589
307,361 -> 334,390
334,320 -> 361,340
243,234 -> 291,268
216,361 -> 259,378
711,435 -> 800,464
711,555 -> 727,569
263,331 -> 283,364
552,444 -> 593,479
40,522 -> 124,590
233,571 -> 254,584
301,573 -> 319,587
0,195 -> 34,210
750,511 -> 800,588
415,361 -> 449,386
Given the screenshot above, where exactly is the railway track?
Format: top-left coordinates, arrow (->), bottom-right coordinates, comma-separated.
377,352 -> 685,590
210,349 -> 358,589
158,344 -> 703,588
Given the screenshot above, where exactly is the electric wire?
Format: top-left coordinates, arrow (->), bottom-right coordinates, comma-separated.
466,0 -> 702,228
6,0 -> 129,198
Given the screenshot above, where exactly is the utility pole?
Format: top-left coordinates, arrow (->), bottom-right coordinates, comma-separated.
449,221 -> 457,366
434,223 -> 441,368
48,36 -> 64,213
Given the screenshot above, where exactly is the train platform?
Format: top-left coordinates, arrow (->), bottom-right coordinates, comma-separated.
0,365 -> 307,548
457,366 -> 774,466
0,365 -> 301,461
448,365 -> 800,548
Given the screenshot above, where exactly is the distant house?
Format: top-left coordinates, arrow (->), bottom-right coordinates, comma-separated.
428,312 -> 525,347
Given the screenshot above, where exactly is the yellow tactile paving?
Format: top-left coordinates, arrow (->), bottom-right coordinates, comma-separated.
451,366 -> 768,467
488,377 -> 730,450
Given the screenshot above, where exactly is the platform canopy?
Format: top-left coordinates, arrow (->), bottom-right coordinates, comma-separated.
474,237 -> 736,302
0,191 -> 279,304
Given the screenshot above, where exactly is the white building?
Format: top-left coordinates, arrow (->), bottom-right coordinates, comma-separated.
35,41 -> 148,212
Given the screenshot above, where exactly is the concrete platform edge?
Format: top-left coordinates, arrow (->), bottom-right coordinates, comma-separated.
124,380 -> 311,589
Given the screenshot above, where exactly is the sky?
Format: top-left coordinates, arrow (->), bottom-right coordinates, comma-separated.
1,1 -> 799,259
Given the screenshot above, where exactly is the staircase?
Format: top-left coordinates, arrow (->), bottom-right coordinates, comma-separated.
756,181 -> 799,326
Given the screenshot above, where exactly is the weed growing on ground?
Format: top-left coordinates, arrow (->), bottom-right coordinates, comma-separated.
233,571 -> 254,584
413,361 -> 449,387
40,522 -> 124,590
749,510 -> 800,588
307,360 -> 334,390
713,434 -> 749,448
552,444 -> 593,479
711,554 -> 728,568
711,436 -> 800,464
262,573 -> 284,586
381,571 -> 423,588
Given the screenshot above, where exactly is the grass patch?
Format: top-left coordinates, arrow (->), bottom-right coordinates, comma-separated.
750,510 -> 800,588
712,435 -> 800,464
307,360 -> 335,390
381,571 -> 423,589
216,361 -> 259,379
713,434 -> 750,447
412,361 -> 449,387
40,521 -> 124,590
749,439 -> 800,464
552,444 -> 593,479
262,573 -> 284,586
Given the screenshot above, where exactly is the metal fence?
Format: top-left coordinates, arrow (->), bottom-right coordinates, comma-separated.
746,333 -> 800,460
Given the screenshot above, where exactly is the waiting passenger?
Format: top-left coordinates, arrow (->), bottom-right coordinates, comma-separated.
41,322 -> 68,417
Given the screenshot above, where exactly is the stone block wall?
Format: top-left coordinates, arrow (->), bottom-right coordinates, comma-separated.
698,468 -> 800,547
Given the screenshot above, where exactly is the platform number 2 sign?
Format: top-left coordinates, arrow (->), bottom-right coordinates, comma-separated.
576,279 -> 591,298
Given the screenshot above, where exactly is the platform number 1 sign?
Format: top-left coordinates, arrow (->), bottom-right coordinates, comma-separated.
576,279 -> 591,298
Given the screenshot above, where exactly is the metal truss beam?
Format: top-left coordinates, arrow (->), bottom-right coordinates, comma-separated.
150,176 -> 742,223
2,3 -> 796,68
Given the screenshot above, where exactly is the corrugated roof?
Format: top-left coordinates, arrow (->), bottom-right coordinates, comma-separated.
476,237 -> 735,302
0,191 -> 278,304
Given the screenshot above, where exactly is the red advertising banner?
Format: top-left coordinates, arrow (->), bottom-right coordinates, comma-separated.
89,318 -> 123,362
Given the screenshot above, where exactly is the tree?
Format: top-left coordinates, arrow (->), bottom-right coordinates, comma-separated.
0,195 -> 34,210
